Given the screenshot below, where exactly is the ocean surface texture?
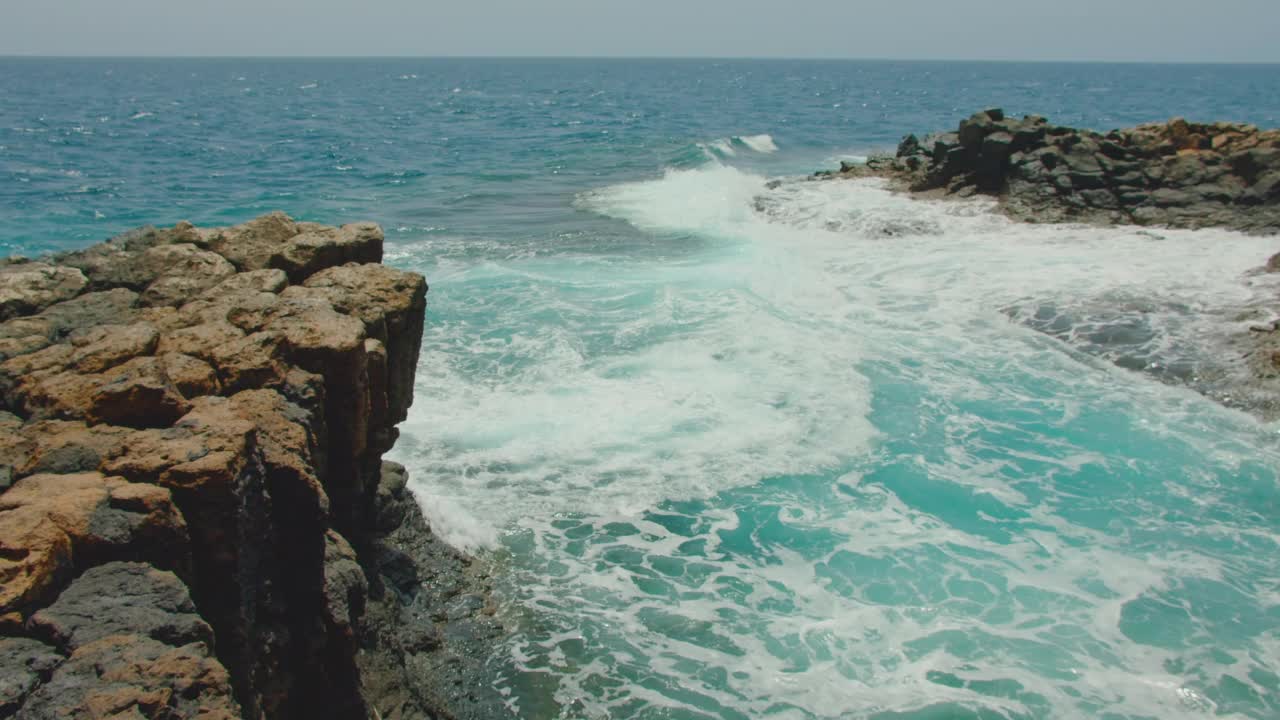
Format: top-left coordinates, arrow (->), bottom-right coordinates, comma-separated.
4,59 -> 1280,719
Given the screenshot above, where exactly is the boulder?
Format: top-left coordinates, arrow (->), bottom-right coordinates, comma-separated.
0,472 -> 188,619
271,223 -> 384,282
0,637 -> 63,715
31,562 -> 212,651
203,211 -> 300,271
18,634 -> 240,719
0,263 -> 87,322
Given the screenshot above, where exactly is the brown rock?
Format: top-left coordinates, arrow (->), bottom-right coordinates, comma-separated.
67,322 -> 160,373
204,211 -> 300,271
226,389 -> 329,521
0,263 -> 87,321
0,472 -> 188,618
139,245 -> 239,308
272,222 -> 383,282
208,330 -> 290,393
202,267 -> 289,297
18,356 -> 191,428
19,634 -> 240,719
156,321 -> 245,360
7,420 -> 131,477
160,352 -> 220,398
303,263 -> 427,423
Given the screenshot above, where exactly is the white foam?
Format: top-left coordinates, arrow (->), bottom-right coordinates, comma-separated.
737,133 -> 779,153
708,138 -> 736,156
393,164 -> 1280,718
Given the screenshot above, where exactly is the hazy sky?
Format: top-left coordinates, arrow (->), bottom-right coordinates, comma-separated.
3,0 -> 1278,62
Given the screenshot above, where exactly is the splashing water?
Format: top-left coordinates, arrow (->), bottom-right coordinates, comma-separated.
391,165 -> 1280,719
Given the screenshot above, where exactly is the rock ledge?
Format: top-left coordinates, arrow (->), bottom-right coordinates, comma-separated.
0,214 -> 504,719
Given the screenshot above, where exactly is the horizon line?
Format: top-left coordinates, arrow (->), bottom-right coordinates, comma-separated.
1,54 -> 1278,66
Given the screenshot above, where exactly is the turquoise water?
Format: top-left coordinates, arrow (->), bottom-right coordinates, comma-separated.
5,59 -> 1280,719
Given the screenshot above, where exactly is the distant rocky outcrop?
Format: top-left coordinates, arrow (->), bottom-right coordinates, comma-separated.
821,108 -> 1280,233
0,215 -> 504,719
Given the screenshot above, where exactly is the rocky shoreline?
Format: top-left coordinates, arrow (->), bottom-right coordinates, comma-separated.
812,109 -> 1280,417
819,108 -> 1280,233
0,215 -> 506,719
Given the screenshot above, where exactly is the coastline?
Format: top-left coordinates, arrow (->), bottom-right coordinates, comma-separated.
0,214 -> 507,719
0,111 -> 1278,719
805,109 -> 1280,419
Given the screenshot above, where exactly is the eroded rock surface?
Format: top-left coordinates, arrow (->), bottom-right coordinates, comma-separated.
0,214 -> 501,719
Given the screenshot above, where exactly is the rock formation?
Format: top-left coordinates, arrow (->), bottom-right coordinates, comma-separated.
822,108 -> 1280,233
0,214 -> 504,719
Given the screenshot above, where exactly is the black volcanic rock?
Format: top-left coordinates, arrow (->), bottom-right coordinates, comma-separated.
823,109 -> 1280,233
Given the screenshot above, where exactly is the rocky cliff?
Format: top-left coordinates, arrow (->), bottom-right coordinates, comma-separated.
822,108 -> 1280,233
0,215 -> 504,719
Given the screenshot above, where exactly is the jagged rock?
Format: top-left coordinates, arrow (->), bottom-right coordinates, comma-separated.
0,263 -> 87,322
30,562 -> 213,651
272,223 -> 384,282
819,109 -> 1280,233
161,352 -> 221,398
323,530 -> 367,638
36,287 -> 141,340
66,322 -> 160,373
0,472 -> 188,619
58,241 -> 232,300
0,215 -> 492,720
301,263 -> 427,423
203,211 -> 300,271
16,355 -> 191,428
0,637 -> 63,715
4,420 -> 132,477
19,634 -> 240,719
139,244 -> 239,307
374,460 -> 411,533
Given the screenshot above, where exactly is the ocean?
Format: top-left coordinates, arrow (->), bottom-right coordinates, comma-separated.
4,58 -> 1280,719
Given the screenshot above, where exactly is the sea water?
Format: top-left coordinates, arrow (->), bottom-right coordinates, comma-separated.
4,58 -> 1280,719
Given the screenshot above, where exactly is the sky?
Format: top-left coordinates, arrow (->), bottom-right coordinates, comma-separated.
2,0 -> 1278,63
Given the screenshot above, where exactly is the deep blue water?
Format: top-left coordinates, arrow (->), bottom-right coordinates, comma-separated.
5,59 -> 1280,719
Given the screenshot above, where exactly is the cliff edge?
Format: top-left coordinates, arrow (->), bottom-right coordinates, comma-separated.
0,214 -> 503,719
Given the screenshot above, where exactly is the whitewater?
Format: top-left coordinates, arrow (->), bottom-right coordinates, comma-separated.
391,158 -> 1280,719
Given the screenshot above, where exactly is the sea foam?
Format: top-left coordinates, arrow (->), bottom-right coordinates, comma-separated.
394,165 -> 1280,719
